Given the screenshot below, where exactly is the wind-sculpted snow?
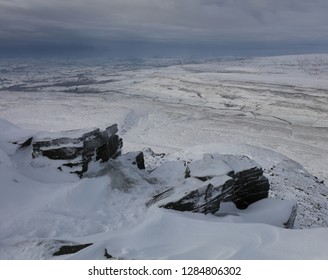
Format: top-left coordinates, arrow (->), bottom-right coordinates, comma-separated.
63,210 -> 327,260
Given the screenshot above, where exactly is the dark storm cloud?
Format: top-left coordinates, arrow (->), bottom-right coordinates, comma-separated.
0,0 -> 328,56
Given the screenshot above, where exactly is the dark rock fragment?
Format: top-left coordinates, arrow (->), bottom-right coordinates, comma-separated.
104,248 -> 113,259
12,137 -> 34,148
136,152 -> 145,170
53,243 -> 93,256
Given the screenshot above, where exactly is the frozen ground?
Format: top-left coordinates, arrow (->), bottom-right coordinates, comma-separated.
0,54 -> 328,259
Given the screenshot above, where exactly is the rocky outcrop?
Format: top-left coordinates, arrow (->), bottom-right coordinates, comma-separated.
29,125 -> 122,177
11,121 -> 295,227
148,154 -> 270,214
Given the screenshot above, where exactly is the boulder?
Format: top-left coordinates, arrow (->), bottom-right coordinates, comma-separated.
31,125 -> 123,177
148,154 -> 270,214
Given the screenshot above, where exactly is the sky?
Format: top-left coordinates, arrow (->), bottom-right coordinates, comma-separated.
0,0 -> 328,57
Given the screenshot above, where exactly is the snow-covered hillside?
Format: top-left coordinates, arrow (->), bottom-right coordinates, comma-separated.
0,54 -> 327,259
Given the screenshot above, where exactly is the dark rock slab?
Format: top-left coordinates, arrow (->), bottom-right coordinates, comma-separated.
145,187 -> 175,207
136,152 -> 145,170
13,137 -> 33,148
53,243 -> 93,256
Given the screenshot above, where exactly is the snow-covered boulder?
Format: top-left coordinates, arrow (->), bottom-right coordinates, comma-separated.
148,154 -> 271,215
29,125 -> 123,177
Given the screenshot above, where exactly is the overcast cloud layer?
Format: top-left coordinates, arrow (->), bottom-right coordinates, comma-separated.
1,0 -> 328,57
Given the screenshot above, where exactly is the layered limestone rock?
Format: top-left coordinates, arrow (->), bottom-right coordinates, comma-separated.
146,153 -> 297,228
28,125 -> 122,177
148,154 -> 271,213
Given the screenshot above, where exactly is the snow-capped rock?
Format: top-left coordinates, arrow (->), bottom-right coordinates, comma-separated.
27,125 -> 123,177
147,154 -> 271,214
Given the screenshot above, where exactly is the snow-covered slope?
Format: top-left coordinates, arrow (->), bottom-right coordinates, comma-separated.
0,54 -> 328,259
0,117 -> 327,260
